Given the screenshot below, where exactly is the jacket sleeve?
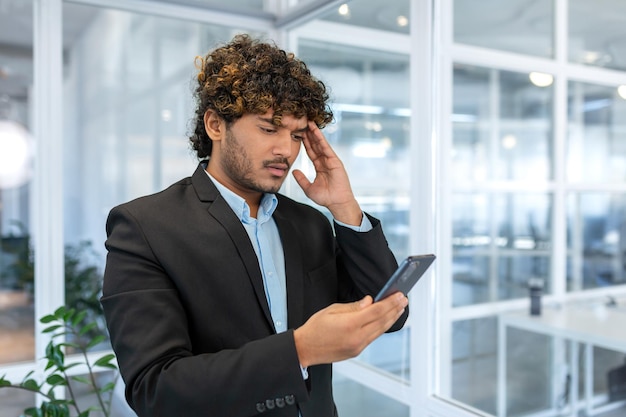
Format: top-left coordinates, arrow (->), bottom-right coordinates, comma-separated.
101,205 -> 309,417
334,213 -> 409,331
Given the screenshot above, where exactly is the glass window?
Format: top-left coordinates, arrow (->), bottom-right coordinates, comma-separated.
452,192 -> 552,306
567,81 -> 626,183
453,64 -> 553,183
450,317 -> 553,416
319,0 -> 410,34
569,0 -> 626,71
453,0 -> 554,58
0,0 -> 34,365
567,192 -> 626,291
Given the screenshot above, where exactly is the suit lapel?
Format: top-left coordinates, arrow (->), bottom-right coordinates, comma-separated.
273,207 -> 305,329
192,163 -> 274,330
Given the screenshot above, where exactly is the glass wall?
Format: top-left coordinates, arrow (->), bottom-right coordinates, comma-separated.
0,0 -> 35,366
449,0 -> 626,416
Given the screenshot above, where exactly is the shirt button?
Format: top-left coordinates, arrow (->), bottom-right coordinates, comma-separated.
275,320 -> 282,328
256,402 -> 266,413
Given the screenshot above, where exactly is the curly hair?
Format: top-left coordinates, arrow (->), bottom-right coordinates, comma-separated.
189,34 -> 334,159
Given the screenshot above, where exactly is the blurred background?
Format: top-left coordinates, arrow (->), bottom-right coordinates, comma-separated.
1,0 -> 626,416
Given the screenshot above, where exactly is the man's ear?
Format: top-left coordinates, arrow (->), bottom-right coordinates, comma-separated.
203,109 -> 225,141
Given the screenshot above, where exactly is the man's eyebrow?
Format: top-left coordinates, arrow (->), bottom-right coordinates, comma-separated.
257,116 -> 308,132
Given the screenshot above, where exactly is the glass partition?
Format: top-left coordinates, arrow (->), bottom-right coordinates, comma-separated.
569,0 -> 626,71
0,0 -> 35,366
453,0 -> 554,58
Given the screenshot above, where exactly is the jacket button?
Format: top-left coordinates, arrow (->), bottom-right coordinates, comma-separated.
275,397 -> 285,408
256,402 -> 266,413
285,395 -> 295,405
266,399 -> 276,409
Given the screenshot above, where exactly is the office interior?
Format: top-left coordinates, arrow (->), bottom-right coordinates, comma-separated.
1,0 -> 626,416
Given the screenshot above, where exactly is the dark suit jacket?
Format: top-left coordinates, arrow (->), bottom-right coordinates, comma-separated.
101,163 -> 406,417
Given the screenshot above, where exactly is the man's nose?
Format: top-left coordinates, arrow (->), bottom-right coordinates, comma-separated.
273,132 -> 293,157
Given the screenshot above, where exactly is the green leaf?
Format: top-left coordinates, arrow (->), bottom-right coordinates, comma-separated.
21,378 -> 40,391
42,324 -> 63,334
46,374 -> 67,386
100,381 -> 116,393
53,305 -> 68,318
78,322 -> 97,336
59,342 -> 81,350
94,353 -> 116,367
22,406 -> 42,417
62,307 -> 76,322
86,335 -> 106,349
40,314 -> 57,324
70,375 -> 90,385
72,310 -> 87,326
63,362 -> 80,371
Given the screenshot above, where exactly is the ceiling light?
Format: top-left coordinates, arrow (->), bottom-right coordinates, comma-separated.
618,85 -> 626,100
396,15 -> 409,27
501,134 -> 517,149
338,4 -> 350,16
529,72 -> 553,87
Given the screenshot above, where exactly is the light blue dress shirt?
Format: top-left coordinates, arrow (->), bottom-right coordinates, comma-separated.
206,172 -> 372,386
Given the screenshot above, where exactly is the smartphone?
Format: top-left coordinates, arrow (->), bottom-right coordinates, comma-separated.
374,254 -> 436,302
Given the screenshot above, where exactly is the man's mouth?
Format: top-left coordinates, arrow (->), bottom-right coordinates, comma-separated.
264,160 -> 290,177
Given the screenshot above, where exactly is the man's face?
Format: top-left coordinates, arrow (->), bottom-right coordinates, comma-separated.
213,110 -> 308,197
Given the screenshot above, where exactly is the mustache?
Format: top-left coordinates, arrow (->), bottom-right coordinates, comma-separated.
263,158 -> 291,169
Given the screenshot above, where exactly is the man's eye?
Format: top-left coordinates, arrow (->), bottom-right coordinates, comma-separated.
261,127 -> 276,134
292,134 -> 304,141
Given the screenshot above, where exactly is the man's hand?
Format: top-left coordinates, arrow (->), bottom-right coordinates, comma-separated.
293,293 -> 408,367
292,121 -> 362,226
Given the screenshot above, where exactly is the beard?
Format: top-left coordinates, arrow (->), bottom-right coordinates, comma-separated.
220,128 -> 291,194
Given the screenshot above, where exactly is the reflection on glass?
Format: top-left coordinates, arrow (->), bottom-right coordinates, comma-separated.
453,0 -> 554,58
567,82 -> 626,183
452,192 -> 551,306
451,317 -> 551,416
567,193 -> 626,291
333,373 -> 409,417
453,64 -> 553,183
569,0 -> 626,71
0,0 -> 34,365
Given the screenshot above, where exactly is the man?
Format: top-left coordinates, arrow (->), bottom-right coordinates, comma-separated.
101,34 -> 408,417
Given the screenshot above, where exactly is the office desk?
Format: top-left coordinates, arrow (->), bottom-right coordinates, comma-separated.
497,305 -> 626,417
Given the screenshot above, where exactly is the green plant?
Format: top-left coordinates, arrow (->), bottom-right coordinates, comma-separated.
0,306 -> 118,417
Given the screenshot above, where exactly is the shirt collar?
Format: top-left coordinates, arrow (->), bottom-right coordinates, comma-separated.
205,171 -> 278,224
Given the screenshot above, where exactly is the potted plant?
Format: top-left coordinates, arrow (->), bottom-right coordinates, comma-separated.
0,305 -> 118,417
